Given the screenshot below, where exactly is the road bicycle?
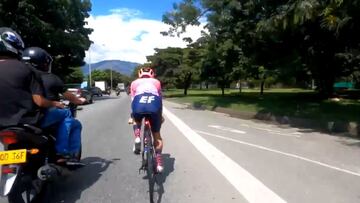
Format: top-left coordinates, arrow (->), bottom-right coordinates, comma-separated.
135,117 -> 160,203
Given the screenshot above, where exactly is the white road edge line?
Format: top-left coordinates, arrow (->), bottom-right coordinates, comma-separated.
163,107 -> 287,203
196,130 -> 360,177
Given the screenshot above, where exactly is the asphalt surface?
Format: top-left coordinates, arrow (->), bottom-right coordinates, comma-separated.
1,93 -> 360,203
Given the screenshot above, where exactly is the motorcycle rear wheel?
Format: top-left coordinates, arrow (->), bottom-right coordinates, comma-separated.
8,175 -> 50,203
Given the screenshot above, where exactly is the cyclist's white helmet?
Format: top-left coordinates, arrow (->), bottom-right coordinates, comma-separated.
138,67 -> 155,78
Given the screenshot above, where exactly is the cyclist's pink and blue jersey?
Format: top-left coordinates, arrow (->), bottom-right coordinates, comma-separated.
130,78 -> 162,132
130,78 -> 162,99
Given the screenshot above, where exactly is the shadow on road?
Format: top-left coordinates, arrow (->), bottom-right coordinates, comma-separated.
50,157 -> 114,203
153,153 -> 175,203
93,95 -> 122,101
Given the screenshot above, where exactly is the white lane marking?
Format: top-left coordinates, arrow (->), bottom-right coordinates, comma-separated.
268,132 -> 301,138
196,130 -> 360,177
211,124 -> 300,138
239,125 -> 301,138
163,107 -> 286,203
209,125 -> 246,134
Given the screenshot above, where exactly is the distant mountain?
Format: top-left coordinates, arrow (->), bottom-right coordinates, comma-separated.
81,60 -> 140,76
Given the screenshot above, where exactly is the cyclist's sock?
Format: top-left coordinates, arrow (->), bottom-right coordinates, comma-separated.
133,124 -> 141,137
155,153 -> 164,173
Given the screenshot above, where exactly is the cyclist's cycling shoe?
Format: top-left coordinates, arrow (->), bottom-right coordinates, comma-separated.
155,154 -> 164,173
133,136 -> 141,154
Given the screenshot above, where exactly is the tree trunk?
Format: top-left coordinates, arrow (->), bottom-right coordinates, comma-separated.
183,72 -> 192,96
318,78 -> 335,98
239,80 -> 242,93
220,80 -> 225,96
260,77 -> 266,95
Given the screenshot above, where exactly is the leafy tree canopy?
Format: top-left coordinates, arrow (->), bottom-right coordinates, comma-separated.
0,0 -> 93,79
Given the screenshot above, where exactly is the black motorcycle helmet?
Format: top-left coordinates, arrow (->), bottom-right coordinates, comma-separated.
22,47 -> 53,72
0,27 -> 25,57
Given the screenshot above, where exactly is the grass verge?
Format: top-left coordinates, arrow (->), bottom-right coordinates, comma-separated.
164,88 -> 360,123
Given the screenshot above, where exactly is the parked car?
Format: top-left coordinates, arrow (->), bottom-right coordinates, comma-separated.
86,87 -> 103,97
65,84 -> 93,104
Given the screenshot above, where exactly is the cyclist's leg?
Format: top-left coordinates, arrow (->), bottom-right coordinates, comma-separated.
132,113 -> 142,138
131,96 -> 142,138
148,95 -> 163,152
151,129 -> 163,153
150,111 -> 164,172
132,113 -> 143,154
131,94 -> 147,154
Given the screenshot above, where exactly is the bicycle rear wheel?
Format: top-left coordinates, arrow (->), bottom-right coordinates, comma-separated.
143,123 -> 158,203
146,149 -> 160,203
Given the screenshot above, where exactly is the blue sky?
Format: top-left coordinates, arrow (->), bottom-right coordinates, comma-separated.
90,0 -> 179,20
85,0 -> 204,64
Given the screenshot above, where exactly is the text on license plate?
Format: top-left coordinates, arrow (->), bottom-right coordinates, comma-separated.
0,149 -> 27,165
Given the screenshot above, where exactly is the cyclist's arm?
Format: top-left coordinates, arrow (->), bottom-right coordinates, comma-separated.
130,81 -> 136,101
155,79 -> 162,98
156,79 -> 163,115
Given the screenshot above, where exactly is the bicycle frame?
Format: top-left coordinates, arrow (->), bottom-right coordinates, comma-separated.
140,119 -> 155,172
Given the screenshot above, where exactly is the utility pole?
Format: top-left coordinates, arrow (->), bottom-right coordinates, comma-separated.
88,49 -> 92,87
110,66 -> 113,91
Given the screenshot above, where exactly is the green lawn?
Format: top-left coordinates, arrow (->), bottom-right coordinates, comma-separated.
164,88 -> 360,122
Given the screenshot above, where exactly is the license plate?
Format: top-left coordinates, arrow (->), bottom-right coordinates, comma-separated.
0,149 -> 27,165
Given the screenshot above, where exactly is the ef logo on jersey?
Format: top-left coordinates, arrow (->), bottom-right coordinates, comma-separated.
139,95 -> 155,103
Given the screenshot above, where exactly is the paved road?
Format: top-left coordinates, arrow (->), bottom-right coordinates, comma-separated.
1,93 -> 360,203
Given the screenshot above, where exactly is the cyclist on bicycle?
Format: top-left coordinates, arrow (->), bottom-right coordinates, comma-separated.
130,67 -> 164,173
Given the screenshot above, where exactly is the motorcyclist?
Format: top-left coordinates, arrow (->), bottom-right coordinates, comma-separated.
129,67 -> 164,173
22,47 -> 85,165
0,27 -> 64,130
116,86 -> 121,96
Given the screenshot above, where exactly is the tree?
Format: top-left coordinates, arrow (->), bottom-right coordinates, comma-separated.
146,46 -> 204,95
162,0 -> 275,96
176,45 -> 204,95
146,47 -> 184,89
258,0 -> 360,97
91,69 -> 107,85
162,0 -> 360,98
91,69 -> 131,88
103,69 -> 131,88
64,67 -> 84,84
0,0 -> 93,78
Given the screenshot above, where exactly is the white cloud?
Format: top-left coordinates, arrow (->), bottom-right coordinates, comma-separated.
84,8 -> 206,64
